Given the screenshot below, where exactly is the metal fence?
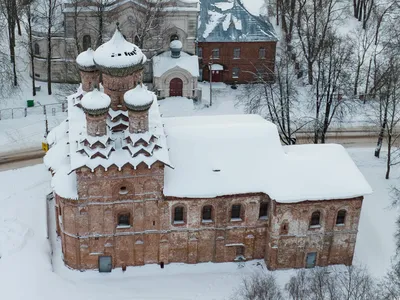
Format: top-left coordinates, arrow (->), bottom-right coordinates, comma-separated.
0,101 -> 67,120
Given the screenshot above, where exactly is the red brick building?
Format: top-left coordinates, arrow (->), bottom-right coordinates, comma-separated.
197,0 -> 278,84
45,27 -> 372,273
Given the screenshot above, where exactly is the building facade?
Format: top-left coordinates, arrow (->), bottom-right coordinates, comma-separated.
31,0 -> 199,83
45,27 -> 371,272
197,0 -> 277,84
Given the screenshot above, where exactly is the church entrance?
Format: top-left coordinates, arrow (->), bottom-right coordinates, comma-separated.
169,78 -> 183,97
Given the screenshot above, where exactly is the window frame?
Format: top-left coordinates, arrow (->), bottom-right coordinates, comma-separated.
336,210 -> 346,226
231,204 -> 242,221
212,48 -> 220,59
34,42 -> 40,56
117,213 -> 131,228
202,205 -> 213,222
173,205 -> 185,224
259,47 -> 266,59
259,202 -> 268,219
309,211 -> 321,228
232,67 -> 240,79
233,48 -> 241,59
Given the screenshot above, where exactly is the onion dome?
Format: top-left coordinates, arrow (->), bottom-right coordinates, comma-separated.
81,89 -> 111,115
170,40 -> 182,59
93,24 -> 147,77
124,84 -> 154,111
76,48 -> 97,72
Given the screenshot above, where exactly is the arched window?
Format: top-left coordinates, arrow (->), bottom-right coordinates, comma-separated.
310,211 -> 321,227
117,213 -> 130,227
34,43 -> 40,55
259,202 -> 268,219
231,204 -> 241,220
280,222 -> 289,235
174,206 -> 184,223
82,35 -> 91,51
170,34 -> 179,42
336,210 -> 346,225
202,205 -> 212,221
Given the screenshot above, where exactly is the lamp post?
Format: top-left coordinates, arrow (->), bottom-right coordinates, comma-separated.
208,58 -> 213,107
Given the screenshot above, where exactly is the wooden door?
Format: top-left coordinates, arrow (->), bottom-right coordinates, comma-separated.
212,70 -> 222,82
169,78 -> 183,97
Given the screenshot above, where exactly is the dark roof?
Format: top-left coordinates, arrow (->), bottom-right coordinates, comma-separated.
197,0 -> 278,42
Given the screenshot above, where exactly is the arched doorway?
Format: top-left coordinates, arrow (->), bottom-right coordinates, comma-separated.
169,78 -> 183,97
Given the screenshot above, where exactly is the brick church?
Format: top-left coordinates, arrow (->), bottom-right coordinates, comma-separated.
45,26 -> 372,272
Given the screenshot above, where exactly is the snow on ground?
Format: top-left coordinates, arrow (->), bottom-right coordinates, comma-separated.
0,148 -> 397,299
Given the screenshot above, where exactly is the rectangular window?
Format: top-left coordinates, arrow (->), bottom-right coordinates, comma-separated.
233,48 -> 240,59
174,206 -> 184,222
259,48 -> 266,59
212,48 -> 220,59
198,47 -> 203,58
118,213 -> 130,227
231,204 -> 241,219
259,202 -> 268,219
232,67 -> 240,79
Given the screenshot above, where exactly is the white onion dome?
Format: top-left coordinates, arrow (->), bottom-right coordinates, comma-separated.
76,48 -> 97,72
123,84 -> 154,111
93,26 -> 147,77
81,89 -> 111,115
170,40 -> 183,50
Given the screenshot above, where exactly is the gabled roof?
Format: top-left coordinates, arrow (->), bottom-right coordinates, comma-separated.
197,0 -> 277,42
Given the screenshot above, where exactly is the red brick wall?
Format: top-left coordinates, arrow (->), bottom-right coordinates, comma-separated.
266,197 -> 363,270
198,41 -> 276,84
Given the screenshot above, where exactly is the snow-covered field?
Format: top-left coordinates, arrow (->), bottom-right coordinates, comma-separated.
0,148 -> 397,299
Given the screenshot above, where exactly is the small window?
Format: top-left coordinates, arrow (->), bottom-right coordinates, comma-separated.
236,246 -> 244,256
118,213 -> 130,226
197,47 -> 203,58
212,48 -> 220,59
34,73 -> 41,78
310,211 -> 321,227
280,222 -> 289,235
170,34 -> 179,42
119,186 -> 128,194
233,48 -> 240,59
336,210 -> 346,225
202,205 -> 212,221
259,48 -> 266,59
232,67 -> 240,78
174,206 -> 184,223
82,35 -> 91,51
34,42 -> 40,55
231,204 -> 241,219
259,202 -> 268,219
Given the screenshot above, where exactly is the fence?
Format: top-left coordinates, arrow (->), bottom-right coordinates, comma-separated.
0,101 -> 67,120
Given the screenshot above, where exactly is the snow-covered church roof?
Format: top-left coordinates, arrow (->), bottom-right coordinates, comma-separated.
153,51 -> 199,77
197,0 -> 277,42
163,115 -> 372,203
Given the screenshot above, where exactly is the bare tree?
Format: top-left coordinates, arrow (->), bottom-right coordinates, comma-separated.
232,272 -> 283,300
21,2 -> 36,96
310,32 -> 353,144
286,265 -> 377,300
295,0 -> 342,85
241,52 -> 306,145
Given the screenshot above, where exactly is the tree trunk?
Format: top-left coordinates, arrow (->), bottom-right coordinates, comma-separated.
47,3 -> 52,95
308,60 -> 313,85
28,7 -> 36,96
375,119 -> 386,158
386,133 -> 391,179
364,57 -> 372,103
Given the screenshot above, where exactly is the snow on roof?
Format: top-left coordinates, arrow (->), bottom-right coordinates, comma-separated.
197,0 -> 277,42
76,48 -> 95,67
163,115 -> 372,202
93,27 -> 147,69
153,51 -> 199,77
211,64 -> 224,71
81,89 -> 111,111
170,40 -> 183,49
241,0 -> 267,16
124,85 -> 154,109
